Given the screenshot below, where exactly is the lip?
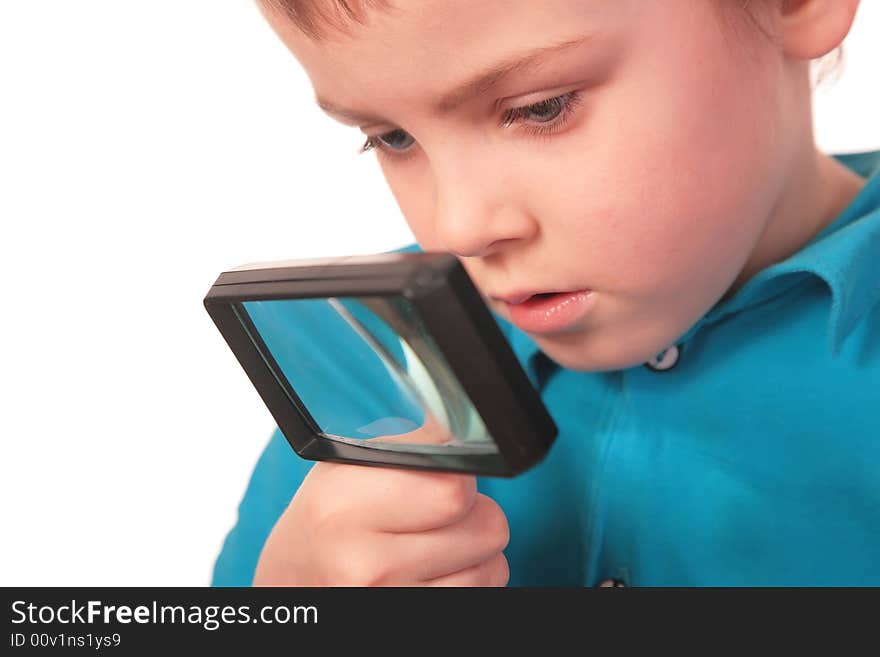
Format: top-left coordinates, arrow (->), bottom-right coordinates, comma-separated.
498,289 -> 596,334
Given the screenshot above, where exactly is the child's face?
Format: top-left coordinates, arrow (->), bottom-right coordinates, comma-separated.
267,0 -> 798,371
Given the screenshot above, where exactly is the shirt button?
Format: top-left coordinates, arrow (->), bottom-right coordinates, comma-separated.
645,344 -> 680,372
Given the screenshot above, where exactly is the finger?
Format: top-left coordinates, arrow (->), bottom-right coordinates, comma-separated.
386,493 -> 509,582
308,460 -> 478,533
303,411 -> 472,533
423,552 -> 510,587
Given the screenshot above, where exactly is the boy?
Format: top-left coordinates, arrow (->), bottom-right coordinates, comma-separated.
213,0 -> 879,585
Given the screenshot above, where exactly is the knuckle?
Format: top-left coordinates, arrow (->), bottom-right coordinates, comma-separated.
302,496 -> 346,536
298,477 -> 359,536
462,554 -> 509,587
490,554 -> 510,587
336,556 -> 372,587
478,495 -> 510,552
338,550 -> 394,587
427,475 -> 476,526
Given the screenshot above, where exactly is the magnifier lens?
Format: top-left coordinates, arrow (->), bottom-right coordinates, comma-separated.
240,296 -> 498,456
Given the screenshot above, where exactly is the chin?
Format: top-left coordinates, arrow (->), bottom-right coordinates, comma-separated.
534,330 -> 666,373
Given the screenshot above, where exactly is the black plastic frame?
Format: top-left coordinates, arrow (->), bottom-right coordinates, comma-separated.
203,252 -> 557,477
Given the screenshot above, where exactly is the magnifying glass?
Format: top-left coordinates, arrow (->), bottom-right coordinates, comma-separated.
204,252 -> 557,477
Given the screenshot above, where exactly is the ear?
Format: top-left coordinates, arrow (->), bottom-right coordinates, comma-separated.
778,0 -> 860,59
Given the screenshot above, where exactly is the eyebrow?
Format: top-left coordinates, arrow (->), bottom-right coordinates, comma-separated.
315,34 -> 592,126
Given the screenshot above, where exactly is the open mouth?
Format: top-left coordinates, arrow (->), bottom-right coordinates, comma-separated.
504,289 -> 596,333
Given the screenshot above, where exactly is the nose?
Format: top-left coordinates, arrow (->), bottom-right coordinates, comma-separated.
431,156 -> 537,258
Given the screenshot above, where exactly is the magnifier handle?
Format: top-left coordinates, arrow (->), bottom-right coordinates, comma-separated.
253,429 -> 510,586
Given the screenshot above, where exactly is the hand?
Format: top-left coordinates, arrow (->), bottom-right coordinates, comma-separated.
253,421 -> 510,586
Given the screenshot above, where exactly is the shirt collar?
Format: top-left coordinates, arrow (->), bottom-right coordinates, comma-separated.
676,150 -> 880,357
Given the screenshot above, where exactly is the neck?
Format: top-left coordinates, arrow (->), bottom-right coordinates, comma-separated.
724,146 -> 866,302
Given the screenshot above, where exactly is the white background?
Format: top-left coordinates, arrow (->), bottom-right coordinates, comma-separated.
1,1 -> 879,586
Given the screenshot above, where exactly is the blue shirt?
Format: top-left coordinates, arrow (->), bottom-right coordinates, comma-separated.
212,151 -> 880,586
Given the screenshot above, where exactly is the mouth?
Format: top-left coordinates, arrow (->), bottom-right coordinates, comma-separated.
492,289 -> 596,334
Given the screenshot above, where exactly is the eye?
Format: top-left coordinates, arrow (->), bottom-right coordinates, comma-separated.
500,91 -> 582,131
508,97 -> 565,123
359,128 -> 415,156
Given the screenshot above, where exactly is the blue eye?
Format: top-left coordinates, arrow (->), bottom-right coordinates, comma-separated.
378,129 -> 415,150
504,95 -> 567,125
500,91 -> 582,129
360,128 -> 415,155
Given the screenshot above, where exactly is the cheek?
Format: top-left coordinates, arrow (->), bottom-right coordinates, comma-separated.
551,36 -> 784,299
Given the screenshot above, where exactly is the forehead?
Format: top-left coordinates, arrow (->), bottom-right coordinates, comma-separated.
270,0 -> 627,109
